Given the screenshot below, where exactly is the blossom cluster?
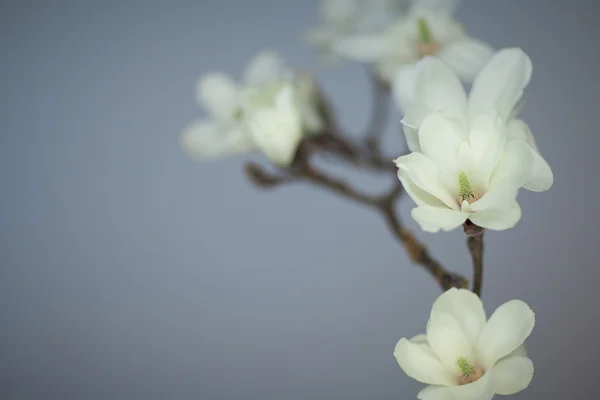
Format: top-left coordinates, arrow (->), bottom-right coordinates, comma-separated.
180,1 -> 554,398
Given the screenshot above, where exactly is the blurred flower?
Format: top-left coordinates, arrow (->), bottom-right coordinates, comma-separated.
394,288 -> 535,400
334,0 -> 492,99
181,51 -> 323,166
305,0 -> 408,65
243,84 -> 303,166
393,48 -> 553,233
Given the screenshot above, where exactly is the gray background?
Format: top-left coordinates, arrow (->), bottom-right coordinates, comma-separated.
1,0 -> 598,399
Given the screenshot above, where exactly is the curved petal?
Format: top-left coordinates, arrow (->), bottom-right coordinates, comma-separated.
468,48 -> 533,122
503,344 -> 527,359
244,50 -> 287,85
393,64 -> 418,113
492,356 -> 534,395
402,124 -> 422,153
417,385 -> 452,400
412,206 -> 470,233
413,56 -> 468,123
394,338 -> 456,386
436,38 -> 494,82
397,171 -> 447,208
395,153 -> 459,209
468,201 -> 522,231
410,334 -> 429,345
468,114 -> 506,189
196,73 -> 240,121
489,141 -> 534,189
476,299 -> 535,369
469,183 -> 519,213
507,119 -> 553,192
448,369 -> 495,400
333,34 -> 393,62
247,91 -> 302,167
427,311 -> 474,374
180,120 -> 253,160
419,113 -> 466,174
430,288 -> 486,345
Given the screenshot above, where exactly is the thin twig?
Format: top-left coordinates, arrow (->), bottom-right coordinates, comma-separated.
466,232 -> 485,297
296,164 -> 467,291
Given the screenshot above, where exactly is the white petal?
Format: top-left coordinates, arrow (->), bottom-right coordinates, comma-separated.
430,288 -> 486,345
196,73 -> 240,121
417,385 -> 452,400
413,56 -> 468,123
180,120 -> 253,159
468,201 -> 522,231
333,34 -> 392,62
467,114 -> 506,189
410,334 -> 429,345
247,106 -> 302,167
507,119 -> 553,192
476,299 -> 535,369
398,171 -> 447,208
492,356 -> 534,395
394,338 -> 456,386
468,48 -> 533,121
402,125 -> 421,152
426,312 -> 473,374
244,50 -> 287,85
395,153 -> 459,210
419,113 -> 466,174
412,206 -> 469,233
503,344 -> 527,359
448,369 -> 495,400
436,38 -> 494,82
392,64 -> 418,113
469,183 -> 519,213
489,141 -> 534,189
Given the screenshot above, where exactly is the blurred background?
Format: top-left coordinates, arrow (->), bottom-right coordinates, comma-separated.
1,0 -> 599,398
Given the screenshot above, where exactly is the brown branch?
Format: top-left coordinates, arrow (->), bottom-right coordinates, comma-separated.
294,163 -> 467,291
464,223 -> 485,296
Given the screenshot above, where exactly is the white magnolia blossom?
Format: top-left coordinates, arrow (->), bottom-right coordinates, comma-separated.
305,0 -> 408,65
180,51 -> 323,167
393,48 -> 554,233
334,0 -> 492,104
395,288 -> 535,399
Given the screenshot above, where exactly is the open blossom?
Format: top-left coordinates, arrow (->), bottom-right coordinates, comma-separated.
305,0 -> 408,65
395,288 -> 535,399
333,0 -> 492,103
393,48 -> 553,233
180,51 -> 323,167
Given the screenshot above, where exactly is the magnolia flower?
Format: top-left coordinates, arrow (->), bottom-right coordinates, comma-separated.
243,84 -> 302,166
395,288 -> 535,399
393,48 -> 553,232
333,0 -> 492,102
181,51 -> 323,167
305,0 -> 408,65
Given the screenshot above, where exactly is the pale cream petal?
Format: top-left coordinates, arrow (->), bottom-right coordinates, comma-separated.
418,113 -> 466,174
468,48 -> 532,122
476,300 -> 535,369
430,288 -> 486,345
448,369 -> 495,400
411,206 -> 470,233
196,73 -> 240,121
417,385 -> 452,400
243,50 -> 287,85
436,38 -> 494,82
469,201 -> 522,231
427,312 -> 474,374
492,356 -> 534,395
180,120 -> 253,160
394,338 -> 456,386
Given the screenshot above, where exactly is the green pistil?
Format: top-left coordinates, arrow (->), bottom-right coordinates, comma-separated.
458,172 -> 473,201
417,17 -> 433,44
456,357 -> 475,377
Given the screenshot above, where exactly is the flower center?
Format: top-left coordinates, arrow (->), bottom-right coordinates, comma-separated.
416,17 -> 440,58
456,357 -> 485,385
458,172 -> 480,204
